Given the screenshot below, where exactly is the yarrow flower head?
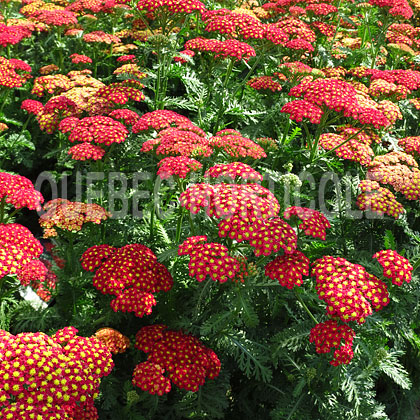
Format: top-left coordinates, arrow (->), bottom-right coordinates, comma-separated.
209,129 -> 266,160
356,180 -> 404,218
157,156 -> 202,179
205,162 -> 263,182
312,256 -> 390,323
265,250 -> 309,288
372,249 -> 413,286
247,76 -> 282,92
21,98 -> 44,115
0,171 -> 44,211
136,0 -> 205,15
81,244 -> 173,317
39,199 -> 111,238
318,133 -> 374,166
94,328 -> 130,354
178,236 -> 246,283
0,224 -> 47,289
142,125 -> 212,158
133,325 -> 221,394
70,53 -> 93,64
309,320 -> 355,366
132,110 -> 192,132
68,143 -> 106,161
67,116 -> 129,146
0,327 -> 114,419
283,206 -> 331,240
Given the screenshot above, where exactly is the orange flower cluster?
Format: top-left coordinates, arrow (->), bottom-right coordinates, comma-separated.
356,180 -> 404,218
265,250 -> 310,288
133,325 -> 221,394
94,328 -> 130,354
318,132 -> 374,166
0,327 -> 114,419
81,244 -> 173,317
205,162 -> 263,182
70,53 -> 93,64
83,30 -> 121,44
368,151 -> 420,201
283,206 -> 331,240
157,156 -> 202,179
312,256 -> 390,323
373,249 -> 413,286
309,320 -> 355,366
0,171 -> 44,211
31,74 -> 73,97
178,236 -> 245,283
39,199 -> 111,238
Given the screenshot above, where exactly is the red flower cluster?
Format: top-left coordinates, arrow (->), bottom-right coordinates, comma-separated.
157,156 -> 202,179
281,100 -> 323,124
209,129 -> 266,160
369,0 -> 413,19
108,108 -> 140,126
67,116 -> 129,145
81,244 -> 173,317
180,183 -> 279,219
285,38 -> 314,52
0,24 -> 32,47
21,98 -> 43,115
95,81 -> 145,105
178,236 -> 244,283
0,327 -> 114,419
265,250 -> 310,288
136,0 -> 205,15
306,3 -> 338,15
309,320 -> 355,366
142,125 -> 212,158
0,171 -> 44,211
133,325 -> 221,394
283,206 -> 331,240
372,249 -> 413,286
247,76 -> 282,92
398,136 -> 420,156
31,9 -> 78,26
68,143 -> 105,161
70,53 -> 93,64
0,56 -> 30,88
318,133 -> 374,166
94,327 -> 130,354
39,199 -> 111,238
205,162 -> 263,182
312,256 -> 390,323
0,224 -> 46,286
283,78 -> 390,128
356,180 -> 404,218
132,110 -> 191,132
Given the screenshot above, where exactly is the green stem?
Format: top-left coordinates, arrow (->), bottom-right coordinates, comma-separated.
295,289 -> 318,324
309,111 -> 331,163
